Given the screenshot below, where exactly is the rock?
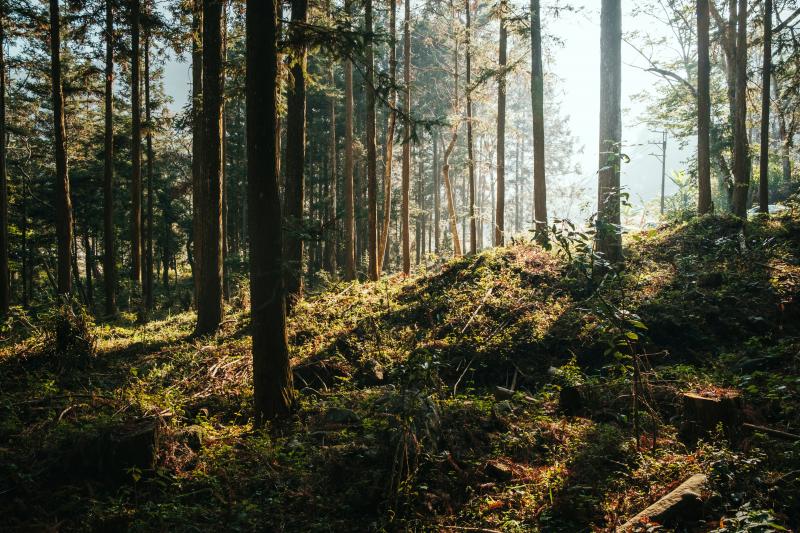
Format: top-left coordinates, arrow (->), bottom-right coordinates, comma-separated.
323,408 -> 361,426
485,460 -> 513,481
620,474 -> 707,530
358,359 -> 385,385
493,386 -> 515,400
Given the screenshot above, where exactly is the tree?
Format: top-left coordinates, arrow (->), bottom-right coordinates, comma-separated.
495,0 -> 507,247
441,1 -> 461,257
192,0 -> 203,304
103,0 -> 116,316
246,0 -> 293,423
401,0 -> 411,273
144,7 -> 155,312
530,0 -> 547,237
131,0 -> 142,290
284,0 -> 308,303
343,0 -> 356,281
0,1 -> 8,315
378,0 -> 398,274
195,0 -> 224,335
365,0 -> 378,281
697,0 -> 712,215
50,0 -> 73,295
325,0 -> 337,277
465,0 -> 476,255
597,0 -> 622,262
731,0 -> 749,217
759,0 -> 772,213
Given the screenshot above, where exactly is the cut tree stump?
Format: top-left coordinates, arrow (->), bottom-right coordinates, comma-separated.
680,390 -> 742,443
620,473 -> 707,530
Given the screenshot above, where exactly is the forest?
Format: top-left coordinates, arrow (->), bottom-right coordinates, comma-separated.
0,0 -> 799,530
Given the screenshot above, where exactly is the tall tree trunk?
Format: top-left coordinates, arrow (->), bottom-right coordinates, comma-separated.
442,14 -> 461,258
144,16 -> 154,312
325,0 -> 338,277
378,0 -> 398,274
697,0 -> 713,215
433,128 -> 440,253
196,0 -> 224,335
343,1 -> 356,280
192,0 -> 203,304
83,231 -> 94,306
284,0 -> 308,303
495,0 -> 507,247
50,0 -> 73,296
401,0 -> 411,273
103,0 -> 117,315
365,0 -> 379,281
465,0 -> 476,255
758,0 -> 772,213
531,0 -> 547,238
247,0 -> 293,423
0,2 -> 8,315
131,0 -> 142,290
731,0 -> 749,217
597,0 -> 622,262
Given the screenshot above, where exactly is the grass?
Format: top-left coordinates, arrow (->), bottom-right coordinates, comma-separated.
1,209 -> 799,531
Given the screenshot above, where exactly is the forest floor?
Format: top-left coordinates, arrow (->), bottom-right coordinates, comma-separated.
1,207 -> 800,532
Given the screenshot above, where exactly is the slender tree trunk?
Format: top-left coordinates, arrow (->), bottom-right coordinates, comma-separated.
531,0 -> 547,238
0,3 -> 8,315
401,0 -> 411,273
495,0 -> 507,247
324,0 -> 338,277
196,0 -> 224,335
103,0 -> 116,315
131,0 -> 142,290
50,0 -> 73,296
697,0 -> 713,215
83,231 -> 94,306
378,0 -> 398,274
284,0 -> 308,303
443,15 -> 461,258
731,0 -> 749,217
597,0 -> 622,262
343,1 -> 356,280
433,128 -> 440,253
365,0 -> 378,281
247,0 -> 293,423
192,0 -> 203,304
465,0 -> 476,255
144,18 -> 155,312
21,171 -> 28,308
758,0 -> 772,213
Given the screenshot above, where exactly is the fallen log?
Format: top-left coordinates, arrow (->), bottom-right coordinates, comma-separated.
620,473 -> 707,531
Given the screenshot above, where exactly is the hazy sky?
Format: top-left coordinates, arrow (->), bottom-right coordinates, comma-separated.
161,0 -> 692,221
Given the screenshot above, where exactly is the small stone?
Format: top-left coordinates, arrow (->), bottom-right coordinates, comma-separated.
323,408 -> 361,425
485,460 -> 513,481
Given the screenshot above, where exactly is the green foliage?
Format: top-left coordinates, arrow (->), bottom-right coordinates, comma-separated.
43,297 -> 97,364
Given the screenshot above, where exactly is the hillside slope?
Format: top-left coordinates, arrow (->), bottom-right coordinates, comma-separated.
1,210 -> 799,532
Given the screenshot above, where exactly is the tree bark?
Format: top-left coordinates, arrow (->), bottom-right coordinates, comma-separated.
731,0 -> 749,217
433,128 -> 440,253
325,0 -> 338,277
103,0 -> 117,315
401,0 -> 411,273
343,0 -> 356,281
192,0 -> 203,304
697,0 -> 713,215
378,0 -> 398,275
758,0 -> 772,213
284,0 -> 308,303
597,0 -> 622,262
247,0 -> 293,423
195,0 -> 224,335
531,0 -> 547,238
495,1 -> 507,247
131,0 -> 142,290
50,0 -> 73,296
365,0 -> 378,281
465,0 -> 476,255
144,14 -> 154,312
0,2 -> 8,315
